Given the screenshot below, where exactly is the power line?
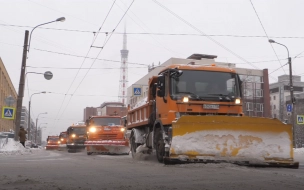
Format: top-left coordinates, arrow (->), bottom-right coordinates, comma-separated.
152,1 -> 267,73
249,0 -> 286,75
2,23 -> 304,39
27,66 -> 147,69
52,0 -> 118,127
56,0 -> 135,123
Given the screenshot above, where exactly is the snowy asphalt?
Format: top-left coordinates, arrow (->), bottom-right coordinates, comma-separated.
0,149 -> 303,190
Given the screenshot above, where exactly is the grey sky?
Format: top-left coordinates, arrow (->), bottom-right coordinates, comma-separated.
0,0 -> 303,139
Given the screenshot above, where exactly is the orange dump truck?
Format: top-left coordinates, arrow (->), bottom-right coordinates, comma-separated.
85,116 -> 129,155
45,136 -> 60,150
58,131 -> 67,151
127,54 -> 298,168
66,125 -> 86,153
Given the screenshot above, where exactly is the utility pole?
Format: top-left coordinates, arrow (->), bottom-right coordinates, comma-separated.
28,101 -> 31,140
14,30 -> 29,141
288,57 -> 296,147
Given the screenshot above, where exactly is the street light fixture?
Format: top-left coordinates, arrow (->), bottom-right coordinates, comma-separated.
35,112 -> 47,143
268,39 -> 296,147
28,17 -> 66,52
28,91 -> 46,140
14,17 -> 65,141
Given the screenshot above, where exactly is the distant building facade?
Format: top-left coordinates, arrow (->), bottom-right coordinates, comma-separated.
0,58 -> 17,132
269,75 -> 304,121
83,107 -> 97,122
83,102 -> 127,122
127,54 -> 270,118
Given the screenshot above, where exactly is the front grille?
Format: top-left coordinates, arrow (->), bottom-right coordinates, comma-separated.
98,134 -> 117,140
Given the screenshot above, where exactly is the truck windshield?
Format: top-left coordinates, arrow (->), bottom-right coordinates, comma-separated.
48,137 -> 59,141
69,127 -> 86,134
91,118 -> 121,126
170,70 -> 240,100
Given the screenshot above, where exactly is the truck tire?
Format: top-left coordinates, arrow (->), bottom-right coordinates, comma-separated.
155,129 -> 165,163
130,135 -> 138,159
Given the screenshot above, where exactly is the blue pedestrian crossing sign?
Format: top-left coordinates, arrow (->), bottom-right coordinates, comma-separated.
2,107 -> 15,120
133,87 -> 142,96
287,104 -> 292,112
297,115 -> 304,125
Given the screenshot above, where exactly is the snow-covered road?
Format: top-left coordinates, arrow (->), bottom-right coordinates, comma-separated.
1,139 -> 304,190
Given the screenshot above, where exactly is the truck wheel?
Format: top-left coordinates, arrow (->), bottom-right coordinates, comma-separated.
87,152 -> 92,155
156,130 -> 165,163
130,135 -> 138,158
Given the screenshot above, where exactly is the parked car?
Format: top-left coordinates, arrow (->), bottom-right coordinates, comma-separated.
31,143 -> 39,148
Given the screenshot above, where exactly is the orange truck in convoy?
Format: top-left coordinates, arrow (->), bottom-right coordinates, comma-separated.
58,131 -> 67,151
66,124 -> 87,153
45,135 -> 60,150
85,116 -> 129,155
127,54 -> 298,168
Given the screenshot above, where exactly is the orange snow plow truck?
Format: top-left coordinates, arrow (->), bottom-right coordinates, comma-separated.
85,116 -> 129,155
127,54 -> 298,168
58,131 -> 67,151
45,135 -> 60,150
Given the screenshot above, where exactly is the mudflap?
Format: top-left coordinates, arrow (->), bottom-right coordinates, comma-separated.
85,140 -> 130,155
167,115 -> 298,168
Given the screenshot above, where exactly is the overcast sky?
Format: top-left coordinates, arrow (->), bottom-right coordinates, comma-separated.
1,0 -> 303,139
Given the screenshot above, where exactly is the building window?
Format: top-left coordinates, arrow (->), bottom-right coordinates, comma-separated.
273,96 -> 276,100
256,103 -> 263,112
256,89 -> 263,97
270,96 -> 271,101
274,114 -> 277,118
246,102 -> 253,111
273,105 -> 276,109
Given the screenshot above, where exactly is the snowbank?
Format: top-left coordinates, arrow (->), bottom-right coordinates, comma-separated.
0,139 -> 34,156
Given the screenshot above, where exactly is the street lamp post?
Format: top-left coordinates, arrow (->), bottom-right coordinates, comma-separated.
37,123 -> 47,145
28,91 -> 46,140
14,17 -> 65,141
35,112 -> 47,143
269,39 -> 296,147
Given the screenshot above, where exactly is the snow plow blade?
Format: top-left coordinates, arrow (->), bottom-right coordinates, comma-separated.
85,140 -> 130,155
45,145 -> 59,150
58,144 -> 67,151
167,115 -> 298,168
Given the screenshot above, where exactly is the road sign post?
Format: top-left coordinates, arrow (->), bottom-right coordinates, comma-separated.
297,115 -> 304,125
133,87 -> 142,96
2,107 -> 16,120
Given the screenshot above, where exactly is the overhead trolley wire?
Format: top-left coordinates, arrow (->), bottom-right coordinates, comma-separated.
249,0 -> 286,75
52,0 -> 118,127
55,0 -> 135,124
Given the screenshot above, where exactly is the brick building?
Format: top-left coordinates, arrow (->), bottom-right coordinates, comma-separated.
0,58 -> 17,132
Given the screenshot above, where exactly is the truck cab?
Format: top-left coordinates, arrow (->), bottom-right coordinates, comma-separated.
66,125 -> 86,153
45,136 -> 60,150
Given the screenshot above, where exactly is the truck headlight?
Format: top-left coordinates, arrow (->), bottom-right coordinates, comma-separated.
61,138 -> 64,141
183,96 -> 189,103
58,141 -> 61,144
235,98 -> 241,104
71,134 -> 76,138
120,128 -> 125,132
89,127 -> 96,133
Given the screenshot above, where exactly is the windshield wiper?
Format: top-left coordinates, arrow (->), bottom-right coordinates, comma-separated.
207,94 -> 232,101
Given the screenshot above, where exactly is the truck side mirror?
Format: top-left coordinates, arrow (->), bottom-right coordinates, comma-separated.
157,75 -> 165,97
85,119 -> 89,127
152,83 -> 157,98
